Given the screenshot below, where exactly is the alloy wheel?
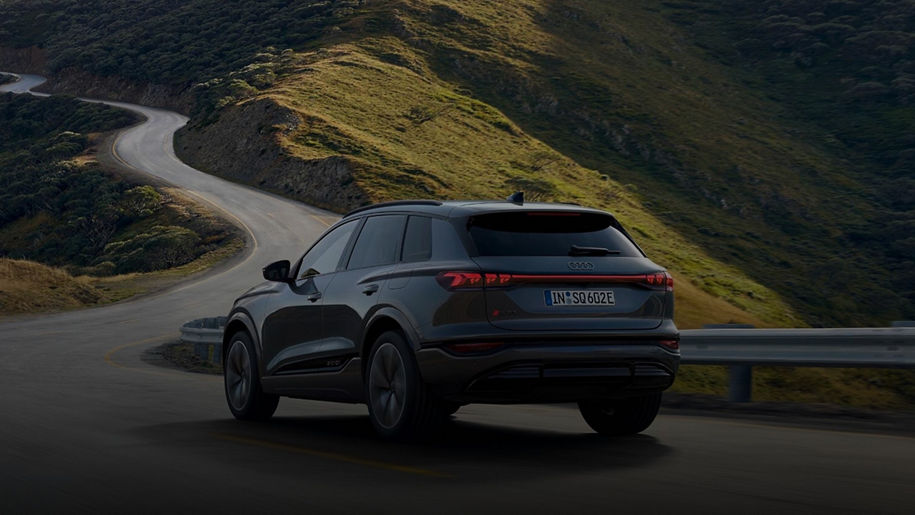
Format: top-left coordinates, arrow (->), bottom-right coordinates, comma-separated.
225,339 -> 252,411
368,342 -> 407,429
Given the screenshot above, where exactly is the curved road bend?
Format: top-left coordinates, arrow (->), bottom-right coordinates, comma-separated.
1,74 -> 913,513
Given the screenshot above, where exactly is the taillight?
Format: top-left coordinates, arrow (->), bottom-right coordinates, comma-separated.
436,271 -> 484,289
644,271 -> 674,292
484,273 -> 513,287
436,271 -> 673,291
436,271 -> 514,289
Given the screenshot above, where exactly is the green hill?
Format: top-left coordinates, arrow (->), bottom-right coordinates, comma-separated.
1,0 -> 912,329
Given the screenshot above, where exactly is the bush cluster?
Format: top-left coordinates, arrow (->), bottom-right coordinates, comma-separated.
0,0 -> 358,86
665,0 -> 915,313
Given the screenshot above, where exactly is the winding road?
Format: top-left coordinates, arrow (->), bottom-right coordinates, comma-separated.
1,74 -> 913,514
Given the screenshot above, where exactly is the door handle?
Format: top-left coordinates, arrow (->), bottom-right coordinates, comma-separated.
362,284 -> 380,296
306,292 -> 322,303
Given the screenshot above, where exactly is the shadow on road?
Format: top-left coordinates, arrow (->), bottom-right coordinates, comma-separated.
131,412 -> 674,481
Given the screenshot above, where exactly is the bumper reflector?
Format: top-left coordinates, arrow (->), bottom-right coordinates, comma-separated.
445,342 -> 505,354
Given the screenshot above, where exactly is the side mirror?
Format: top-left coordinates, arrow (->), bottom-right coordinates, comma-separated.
263,260 -> 291,283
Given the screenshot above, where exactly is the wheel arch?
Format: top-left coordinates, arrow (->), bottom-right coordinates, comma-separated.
223,310 -> 260,365
361,307 -> 422,366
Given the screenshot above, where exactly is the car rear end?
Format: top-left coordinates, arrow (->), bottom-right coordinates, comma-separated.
410,204 -> 680,404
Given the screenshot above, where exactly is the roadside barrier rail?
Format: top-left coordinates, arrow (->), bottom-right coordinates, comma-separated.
179,318 -> 915,402
180,317 -> 226,364
680,324 -> 915,402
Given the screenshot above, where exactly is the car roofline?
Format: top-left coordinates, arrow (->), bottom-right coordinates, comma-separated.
343,200 -> 610,219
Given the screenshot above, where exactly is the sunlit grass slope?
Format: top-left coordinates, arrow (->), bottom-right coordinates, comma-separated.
261,44 -> 794,328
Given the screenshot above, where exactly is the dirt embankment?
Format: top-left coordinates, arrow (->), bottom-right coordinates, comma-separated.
0,46 -> 45,74
39,66 -> 193,113
175,98 -> 369,213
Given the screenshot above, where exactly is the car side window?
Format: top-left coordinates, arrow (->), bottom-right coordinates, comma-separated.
298,219 -> 358,279
347,215 -> 406,270
402,216 -> 433,263
430,218 -> 468,259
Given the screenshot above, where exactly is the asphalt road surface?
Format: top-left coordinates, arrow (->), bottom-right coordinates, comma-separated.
2,74 -> 913,514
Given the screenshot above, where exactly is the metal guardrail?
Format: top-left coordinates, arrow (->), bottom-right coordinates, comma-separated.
680,324 -> 915,402
679,327 -> 915,367
180,317 -> 226,364
179,318 -> 915,402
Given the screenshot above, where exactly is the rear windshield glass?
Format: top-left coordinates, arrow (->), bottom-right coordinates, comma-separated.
468,212 -> 641,257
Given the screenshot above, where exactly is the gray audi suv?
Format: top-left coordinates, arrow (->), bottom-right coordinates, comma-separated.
223,196 -> 679,439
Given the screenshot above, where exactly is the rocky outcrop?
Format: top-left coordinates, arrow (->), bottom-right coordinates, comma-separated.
175,97 -> 369,212
0,46 -> 45,74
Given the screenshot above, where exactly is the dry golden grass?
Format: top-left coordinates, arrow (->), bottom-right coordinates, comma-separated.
0,237 -> 243,317
0,258 -> 105,315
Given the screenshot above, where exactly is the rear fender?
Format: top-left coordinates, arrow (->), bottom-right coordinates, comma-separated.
363,306 -> 423,352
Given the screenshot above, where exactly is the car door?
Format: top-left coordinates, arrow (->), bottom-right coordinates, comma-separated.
259,219 -> 359,376
322,214 -> 406,358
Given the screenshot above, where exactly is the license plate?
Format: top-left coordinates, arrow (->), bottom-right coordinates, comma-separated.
544,290 -> 615,306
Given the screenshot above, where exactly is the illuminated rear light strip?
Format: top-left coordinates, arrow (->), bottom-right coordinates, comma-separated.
436,271 -> 673,291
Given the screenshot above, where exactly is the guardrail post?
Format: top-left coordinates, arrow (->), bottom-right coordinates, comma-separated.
180,317 -> 227,365
703,324 -> 756,403
728,365 -> 753,403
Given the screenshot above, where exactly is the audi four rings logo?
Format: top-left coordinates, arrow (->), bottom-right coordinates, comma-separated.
568,261 -> 594,270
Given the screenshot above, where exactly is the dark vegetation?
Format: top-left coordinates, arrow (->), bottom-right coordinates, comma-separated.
0,93 -> 234,275
0,0 -> 344,83
0,0 -> 351,118
662,0 -> 915,322
0,73 -> 14,85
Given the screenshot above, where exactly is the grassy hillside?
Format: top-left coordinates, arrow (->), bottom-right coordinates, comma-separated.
662,0 -> 915,317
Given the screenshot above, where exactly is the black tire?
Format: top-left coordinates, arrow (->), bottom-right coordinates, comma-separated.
224,331 -> 279,421
578,393 -> 662,436
364,331 -> 445,440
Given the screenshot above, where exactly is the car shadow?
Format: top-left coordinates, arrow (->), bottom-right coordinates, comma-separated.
131,410 -> 674,482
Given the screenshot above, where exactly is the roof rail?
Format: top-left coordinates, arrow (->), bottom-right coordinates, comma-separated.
344,200 -> 443,217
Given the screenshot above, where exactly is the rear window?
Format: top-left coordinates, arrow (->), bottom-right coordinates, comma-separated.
468,212 -> 641,257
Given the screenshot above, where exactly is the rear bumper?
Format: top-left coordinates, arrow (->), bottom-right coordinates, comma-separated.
416,343 -> 679,404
